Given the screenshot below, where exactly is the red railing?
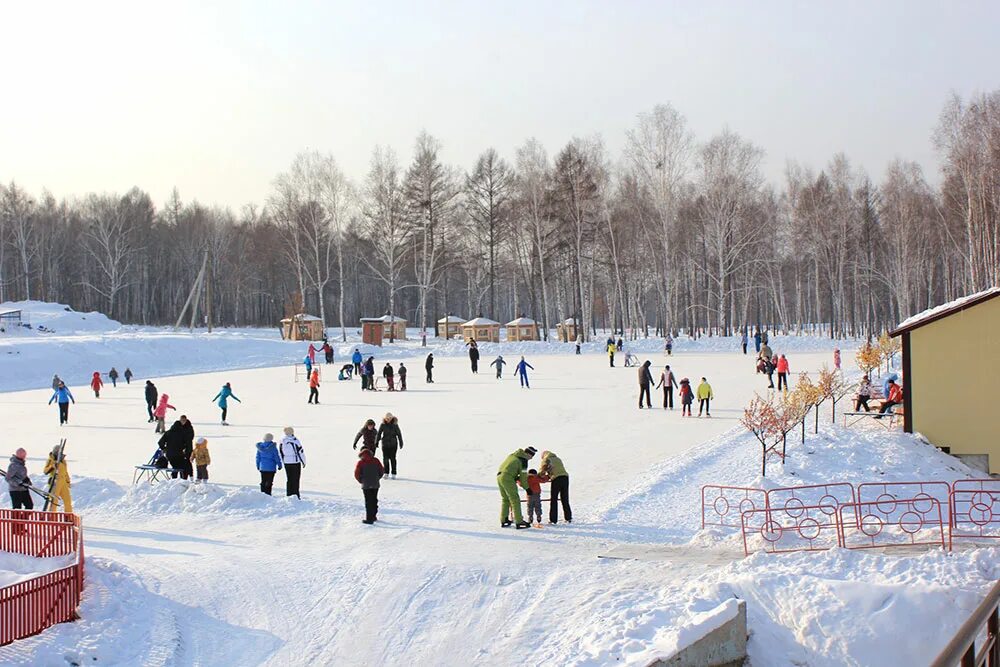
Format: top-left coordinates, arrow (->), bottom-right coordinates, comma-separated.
741,502 -> 841,556
838,497 -> 946,551
0,510 -> 84,646
701,485 -> 768,529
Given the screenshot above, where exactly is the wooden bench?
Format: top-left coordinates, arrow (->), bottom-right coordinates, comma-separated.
843,404 -> 903,430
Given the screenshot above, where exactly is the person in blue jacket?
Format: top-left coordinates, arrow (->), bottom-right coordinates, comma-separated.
753,329 -> 762,354
882,373 -> 898,400
48,381 -> 75,426
212,382 -> 241,426
255,433 -> 282,495
351,349 -> 363,376
490,355 -> 507,379
303,355 -> 313,379
515,357 -> 535,388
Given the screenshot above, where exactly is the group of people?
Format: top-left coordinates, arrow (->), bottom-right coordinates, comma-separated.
854,373 -> 905,418
636,361 -> 714,416
487,354 -> 535,387
46,367 -> 135,425
5,445 -> 73,511
496,447 -> 572,528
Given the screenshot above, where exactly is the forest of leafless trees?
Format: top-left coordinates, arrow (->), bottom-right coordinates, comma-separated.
1,92 -> 998,341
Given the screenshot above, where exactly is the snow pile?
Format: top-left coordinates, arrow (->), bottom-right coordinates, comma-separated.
0,300 -> 125,335
638,597 -> 742,664
0,551 -> 76,588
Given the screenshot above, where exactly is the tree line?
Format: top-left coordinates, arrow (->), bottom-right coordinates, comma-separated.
1,91 -> 997,340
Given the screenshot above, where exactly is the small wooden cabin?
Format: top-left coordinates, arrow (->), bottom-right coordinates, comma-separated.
437,314 -> 465,339
506,316 -> 539,342
556,318 -> 578,343
462,316 -> 501,343
360,318 -> 385,346
280,314 -> 325,341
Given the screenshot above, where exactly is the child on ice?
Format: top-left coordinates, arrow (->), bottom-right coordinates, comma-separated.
90,371 -> 103,398
153,394 -> 175,433
191,437 -> 211,483
522,468 -> 543,526
679,378 -> 693,417
353,419 -> 378,452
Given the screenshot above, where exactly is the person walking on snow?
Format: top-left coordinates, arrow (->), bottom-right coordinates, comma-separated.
679,378 -> 694,417
144,380 -> 158,422
515,357 -> 534,388
7,449 -> 34,510
323,342 -> 334,365
355,448 -> 383,524
833,348 -> 842,371
497,447 -> 536,529
425,353 -> 434,383
382,363 -> 395,391
638,360 -> 654,409
697,377 -> 714,417
741,331 -> 748,355
607,340 -> 616,367
776,354 -> 790,391
153,393 -> 175,433
376,413 -> 403,478
212,382 -> 241,425
280,427 -> 306,498
43,444 -> 72,511
191,437 -> 211,483
521,469 -> 543,526
855,376 -> 872,412
124,368 -> 133,384
90,371 -> 103,398
51,374 -> 61,391
308,369 -> 320,404
539,450 -> 571,524
48,382 -> 75,426
307,343 -> 318,365
108,367 -> 119,387
352,349 -> 363,376
617,337 -> 624,352
158,415 -> 194,479
490,355 -> 507,379
255,433 -> 282,495
664,334 -> 673,356
753,329 -> 762,354
364,357 -> 376,390
468,340 -> 480,374
398,363 -> 407,391
303,355 -> 313,379
353,419 -> 378,452
657,364 -> 678,409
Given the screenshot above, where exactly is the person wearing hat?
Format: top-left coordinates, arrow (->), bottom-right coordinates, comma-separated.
255,433 -> 282,495
48,381 -> 75,426
497,447 -> 536,529
158,415 -> 195,479
211,382 -> 241,426
191,437 -> 211,484
539,451 -> 572,524
355,447 -> 384,524
43,444 -> 72,511
376,413 -> 403,478
7,448 -> 33,510
279,427 -> 306,498
353,419 -> 378,452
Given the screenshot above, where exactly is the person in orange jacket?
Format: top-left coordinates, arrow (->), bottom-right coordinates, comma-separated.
776,354 -> 790,391
520,469 -> 544,525
308,369 -> 320,404
876,380 -> 904,419
90,371 -> 104,398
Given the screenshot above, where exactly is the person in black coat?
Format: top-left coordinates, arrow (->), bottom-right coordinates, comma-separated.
376,412 -> 404,477
425,353 -> 434,383
468,341 -> 480,374
158,415 -> 195,479
144,380 -> 158,423
398,363 -> 407,391
638,360 -> 654,409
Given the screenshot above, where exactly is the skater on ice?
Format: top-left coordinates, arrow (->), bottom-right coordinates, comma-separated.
212,382 -> 241,425
48,381 -> 75,425
364,357 -> 376,390
145,380 -> 158,422
753,328 -> 762,354
6,448 -> 33,510
124,367 -> 133,384
741,330 -> 748,355
515,356 -> 534,388
303,354 -> 313,379
776,354 -> 790,391
338,364 -> 354,380
307,343 -> 318,365
637,360 -> 654,409
490,355 -> 507,379
323,341 -> 334,365
607,339 -> 616,367
90,371 -> 104,398
497,446 -> 536,529
664,334 -> 673,356
679,377 -> 693,417
355,447 -> 383,524
353,419 -> 378,452
376,413 -> 403,478
382,362 -> 395,391
255,433 -> 282,495
308,369 -> 320,404
280,427 -> 305,498
696,377 -> 713,417
109,367 -> 119,387
191,437 -> 211,484
51,374 -> 61,391
521,468 -> 543,526
425,352 -> 434,383
397,363 -> 407,391
834,348 -> 841,370
352,348 -> 363,375
539,450 -> 571,524
153,393 -> 175,433
657,364 -> 678,410
468,339 -> 480,374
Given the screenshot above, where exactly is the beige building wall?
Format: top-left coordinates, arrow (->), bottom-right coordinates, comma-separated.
909,297 -> 1000,474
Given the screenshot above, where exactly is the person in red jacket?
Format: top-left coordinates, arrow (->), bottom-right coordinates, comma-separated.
90,371 -> 104,398
355,448 -> 384,524
776,354 -> 790,391
876,380 -> 904,419
307,369 -> 320,404
520,469 -> 544,525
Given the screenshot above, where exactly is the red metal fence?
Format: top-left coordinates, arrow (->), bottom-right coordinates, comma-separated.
742,502 -> 842,555
950,481 -> 1000,550
838,497 -> 946,551
857,481 -> 953,524
701,485 -> 768,529
0,510 -> 84,646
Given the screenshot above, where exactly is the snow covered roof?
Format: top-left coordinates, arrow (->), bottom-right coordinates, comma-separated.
560,318 -> 578,325
891,287 -> 1000,335
437,315 -> 465,323
364,314 -> 407,323
281,314 -> 322,322
464,317 -> 500,326
507,317 -> 536,326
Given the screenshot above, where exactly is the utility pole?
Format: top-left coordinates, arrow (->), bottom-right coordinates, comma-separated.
206,248 -> 214,333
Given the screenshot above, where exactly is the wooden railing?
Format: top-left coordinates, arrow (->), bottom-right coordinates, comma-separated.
930,579 -> 1000,667
0,510 -> 84,646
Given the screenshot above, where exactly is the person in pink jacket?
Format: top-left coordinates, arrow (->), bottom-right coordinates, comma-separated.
90,371 -> 104,398
833,348 -> 842,370
776,355 -> 790,391
153,394 -> 175,433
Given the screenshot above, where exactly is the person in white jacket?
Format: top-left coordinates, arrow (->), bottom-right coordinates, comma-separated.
279,427 -> 306,499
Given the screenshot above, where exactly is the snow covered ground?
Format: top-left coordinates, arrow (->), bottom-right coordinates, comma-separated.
0,306 -> 992,666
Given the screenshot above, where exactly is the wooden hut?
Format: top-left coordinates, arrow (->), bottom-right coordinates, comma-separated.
437,314 -> 464,339
506,316 -> 540,342
280,314 -> 325,341
462,316 -> 501,343
556,318 -> 578,343
360,314 -> 407,345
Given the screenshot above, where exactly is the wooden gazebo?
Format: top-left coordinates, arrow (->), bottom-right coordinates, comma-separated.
462,316 -> 501,343
506,316 -> 539,342
556,318 -> 579,343
436,314 -> 465,339
280,314 -> 325,341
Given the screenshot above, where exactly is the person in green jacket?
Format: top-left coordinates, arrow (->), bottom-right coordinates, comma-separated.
696,377 -> 714,418
540,450 -> 572,524
497,447 -> 536,529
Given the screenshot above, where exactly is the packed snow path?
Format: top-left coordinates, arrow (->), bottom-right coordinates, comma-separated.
1,349 -> 918,666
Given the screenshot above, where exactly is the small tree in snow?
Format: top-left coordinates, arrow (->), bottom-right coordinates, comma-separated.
817,365 -> 850,422
742,394 -> 779,476
855,341 -> 882,378
877,330 -> 901,373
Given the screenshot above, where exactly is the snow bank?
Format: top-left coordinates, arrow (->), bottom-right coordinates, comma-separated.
0,300 -> 124,335
0,551 -> 76,588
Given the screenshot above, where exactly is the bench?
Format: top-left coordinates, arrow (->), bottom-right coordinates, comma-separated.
843,405 -> 904,430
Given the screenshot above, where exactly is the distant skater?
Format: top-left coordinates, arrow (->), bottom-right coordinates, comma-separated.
153,393 -> 175,433
638,360 -> 654,409
697,377 -> 713,417
353,418 -> 378,452
90,371 -> 103,398
355,448 -> 383,524
679,378 -> 693,417
48,382 -> 75,426
657,364 -> 678,410
398,363 -> 407,391
212,382 -> 241,425
382,363 -> 395,391
468,340 -> 480,374
308,369 -> 320,404
776,355 -> 789,392
425,353 -> 434,383
491,355 -> 507,379
108,367 -> 119,387
376,412 -> 403,478
352,349 -> 363,376
515,357 -> 534,388
144,380 -> 158,422
124,368 -> 133,384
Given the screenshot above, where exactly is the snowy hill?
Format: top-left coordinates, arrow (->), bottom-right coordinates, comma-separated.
0,300 -> 125,335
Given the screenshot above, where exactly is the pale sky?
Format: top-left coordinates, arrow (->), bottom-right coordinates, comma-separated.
2,1 -> 998,209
